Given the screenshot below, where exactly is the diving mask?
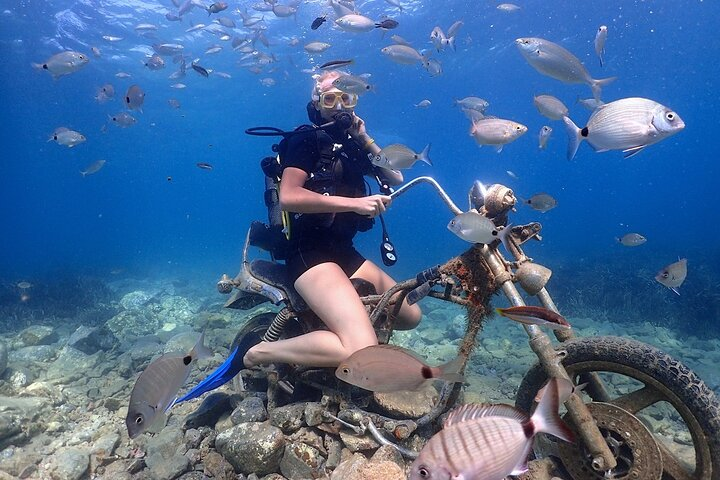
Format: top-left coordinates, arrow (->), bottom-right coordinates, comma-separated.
319,91 -> 358,110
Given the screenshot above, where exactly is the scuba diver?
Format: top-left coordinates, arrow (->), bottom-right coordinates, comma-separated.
177,70 -> 422,402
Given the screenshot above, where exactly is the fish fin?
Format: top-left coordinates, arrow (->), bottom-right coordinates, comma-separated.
419,143 -> 432,166
497,223 -> 513,254
445,403 -> 526,427
436,353 -> 466,385
590,76 -> 616,101
145,410 -> 169,435
531,378 -> 575,443
447,35 -> 456,52
191,331 -> 213,360
510,455 -> 530,476
562,116 -> 583,160
495,145 -> 503,153
670,286 -> 681,296
80,171 -> 86,177
622,145 -> 646,159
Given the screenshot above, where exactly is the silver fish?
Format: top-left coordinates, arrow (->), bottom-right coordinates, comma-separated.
124,85 -> 145,112
515,37 -> 615,100
80,160 -> 106,177
577,97 -> 605,111
126,333 -> 211,439
373,144 -> 432,170
335,344 -> 464,393
95,84 -> 115,104
335,14 -> 375,33
454,96 -> 489,113
447,20 -> 464,39
470,118 -> 527,152
304,42 -> 332,53
32,51 -> 89,79
426,58 -> 442,77
538,125 -> 553,149
48,129 -> 86,147
109,112 -> 137,128
595,25 -> 608,67
655,258 -> 687,295
390,34 -> 412,47
380,45 -> 428,67
332,74 -> 373,94
525,193 -> 557,213
497,3 -> 521,12
533,95 -> 569,120
563,97 -> 685,160
430,26 -> 455,52
168,98 -> 181,109
448,211 -> 507,245
414,99 -> 431,108
617,233 -> 646,247
145,54 -> 165,70
272,4 -> 297,18
409,377 -> 574,480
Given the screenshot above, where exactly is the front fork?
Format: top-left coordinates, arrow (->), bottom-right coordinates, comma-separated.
481,241 -> 618,473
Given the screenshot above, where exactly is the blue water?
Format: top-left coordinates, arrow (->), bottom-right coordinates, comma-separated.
1,1 -> 718,334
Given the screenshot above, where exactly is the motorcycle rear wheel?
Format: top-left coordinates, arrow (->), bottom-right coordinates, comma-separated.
515,336 -> 720,480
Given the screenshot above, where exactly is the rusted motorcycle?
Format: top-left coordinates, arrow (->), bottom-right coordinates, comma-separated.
216,176 -> 720,479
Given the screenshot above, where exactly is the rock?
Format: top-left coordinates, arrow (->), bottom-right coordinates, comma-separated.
0,396 -> 49,449
203,451 -> 234,480
6,367 -> 34,388
215,422 -> 285,476
0,451 -> 42,477
97,459 -> 133,480
330,453 -> 367,480
145,427 -> 185,468
269,403 -> 306,433
18,325 -> 58,346
184,428 -> 203,449
370,445 -> 404,468
373,383 -> 438,418
48,448 -> 89,480
358,460 -> 406,480
149,455 -> 190,480
92,432 -> 120,456
67,325 -> 118,355
303,402 -> 324,427
184,392 -> 236,429
279,441 -> 326,479
339,430 -> 380,452
106,310 -> 160,339
46,346 -> 100,380
0,341 -> 7,377
119,290 -> 153,310
230,396 -> 268,425
9,345 -> 56,363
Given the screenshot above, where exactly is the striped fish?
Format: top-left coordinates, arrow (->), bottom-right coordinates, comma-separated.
495,305 -> 571,330
126,333 -> 211,439
409,378 -> 575,480
563,97 -> 685,160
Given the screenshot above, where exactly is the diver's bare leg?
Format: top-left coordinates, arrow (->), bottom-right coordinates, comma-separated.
351,260 -> 422,330
244,262 -> 377,368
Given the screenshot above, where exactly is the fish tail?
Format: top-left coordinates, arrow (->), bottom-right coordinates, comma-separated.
497,223 -> 513,253
447,35 -> 456,52
531,377 -> 575,443
436,354 -> 466,384
31,62 -> 45,71
589,76 -> 616,101
562,116 -> 583,161
419,143 -> 432,166
80,171 -> 87,177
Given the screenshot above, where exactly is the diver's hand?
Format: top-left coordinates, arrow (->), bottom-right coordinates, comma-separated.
348,114 -> 369,141
353,194 -> 391,217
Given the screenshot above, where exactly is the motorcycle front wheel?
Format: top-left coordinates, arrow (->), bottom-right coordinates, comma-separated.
515,336 -> 720,480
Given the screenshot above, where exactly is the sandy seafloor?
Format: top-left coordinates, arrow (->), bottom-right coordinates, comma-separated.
0,271 -> 718,480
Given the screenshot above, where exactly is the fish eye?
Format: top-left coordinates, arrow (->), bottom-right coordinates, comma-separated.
135,415 -> 144,424
516,125 -> 522,130
341,367 -> 350,374
666,112 -> 675,121
417,466 -> 430,478
662,272 -> 669,278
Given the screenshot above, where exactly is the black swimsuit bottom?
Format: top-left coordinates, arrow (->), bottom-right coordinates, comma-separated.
286,234 -> 366,282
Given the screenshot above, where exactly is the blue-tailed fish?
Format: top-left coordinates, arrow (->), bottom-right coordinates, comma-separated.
655,258 -> 687,296
409,377 -> 575,480
496,306 -> 571,330
126,332 -> 212,439
335,344 -> 465,393
563,97 -> 685,160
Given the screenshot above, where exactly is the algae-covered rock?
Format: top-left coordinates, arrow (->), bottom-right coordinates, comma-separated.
215,422 -> 285,476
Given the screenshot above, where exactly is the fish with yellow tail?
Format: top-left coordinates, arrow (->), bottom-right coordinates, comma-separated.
335,344 -> 465,393
496,305 -> 572,330
410,377 -> 575,480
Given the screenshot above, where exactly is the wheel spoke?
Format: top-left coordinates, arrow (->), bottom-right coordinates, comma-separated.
657,440 -> 697,480
609,385 -> 665,414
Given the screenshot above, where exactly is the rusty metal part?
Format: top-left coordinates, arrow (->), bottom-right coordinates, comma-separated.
480,183 -> 516,218
550,402 -> 663,480
515,261 -> 553,295
478,239 -> 618,472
